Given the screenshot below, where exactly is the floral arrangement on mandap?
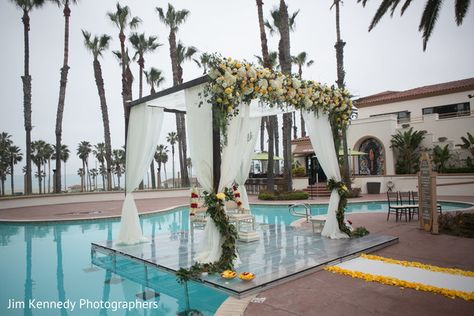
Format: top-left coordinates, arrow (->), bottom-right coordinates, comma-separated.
177,56 -> 355,283
203,55 -> 353,134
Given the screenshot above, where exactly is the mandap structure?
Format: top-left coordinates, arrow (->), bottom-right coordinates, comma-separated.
116,55 -> 354,274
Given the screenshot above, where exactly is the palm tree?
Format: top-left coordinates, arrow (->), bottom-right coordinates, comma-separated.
432,144 -> 452,173
154,144 -> 169,189
331,0 -> 351,192
107,2 -> 141,140
43,143 -> 54,193
166,132 -> 178,188
129,32 -> 161,99
77,168 -> 84,191
291,51 -> 314,138
10,0 -> 46,195
0,133 -> 14,195
176,41 -> 197,84
93,143 -> 107,190
255,51 -> 279,70
54,144 -> 69,192
82,30 -> 113,191
90,168 -> 98,191
112,148 -> 125,190
31,140 -> 47,194
255,0 -> 277,192
53,0 -> 78,194
144,67 -> 165,94
267,1 -> 295,192
156,3 -> 190,188
193,52 -> 211,75
459,132 -> 474,157
358,0 -> 472,51
77,141 -> 92,192
8,145 -> 23,195
390,127 -> 427,174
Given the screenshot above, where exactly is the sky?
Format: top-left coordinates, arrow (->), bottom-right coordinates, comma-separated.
0,0 -> 473,185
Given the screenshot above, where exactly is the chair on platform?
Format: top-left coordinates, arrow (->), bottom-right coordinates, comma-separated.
387,192 -> 405,221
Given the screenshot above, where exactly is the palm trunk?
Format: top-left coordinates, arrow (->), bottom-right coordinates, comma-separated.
256,0 -> 277,190
169,29 -> 189,188
292,112 -> 297,139
81,160 -> 85,192
63,161 -> 66,192
334,0 -> 351,190
279,0 -> 293,192
54,2 -> 71,194
22,9 -> 33,195
150,161 -> 156,189
300,112 -> 306,137
93,59 -> 113,191
1,178 -> 4,196
157,162 -> 162,189
101,163 -> 106,190
119,32 -> 130,143
260,118 -> 265,152
171,146 -> 175,188
10,159 -> 15,195
48,158 -> 51,193
273,115 -> 280,174
37,164 -> 42,194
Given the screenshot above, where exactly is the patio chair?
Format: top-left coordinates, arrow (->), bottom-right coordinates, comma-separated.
387,192 -> 405,221
397,191 -> 411,221
409,191 -> 419,220
411,191 -> 442,216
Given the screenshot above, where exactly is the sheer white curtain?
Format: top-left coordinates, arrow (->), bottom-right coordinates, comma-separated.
302,110 -> 349,239
185,86 -> 221,263
117,104 -> 164,245
234,111 -> 260,211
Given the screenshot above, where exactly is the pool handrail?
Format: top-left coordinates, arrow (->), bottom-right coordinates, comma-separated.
288,203 -> 312,222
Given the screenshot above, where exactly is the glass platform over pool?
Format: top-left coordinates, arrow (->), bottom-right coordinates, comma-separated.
92,224 -> 398,298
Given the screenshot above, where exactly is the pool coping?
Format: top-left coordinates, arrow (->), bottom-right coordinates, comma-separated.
0,199 -> 472,223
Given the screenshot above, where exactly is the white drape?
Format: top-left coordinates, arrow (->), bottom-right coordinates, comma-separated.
234,110 -> 260,211
185,86 -> 221,263
302,111 -> 349,239
117,105 -> 164,245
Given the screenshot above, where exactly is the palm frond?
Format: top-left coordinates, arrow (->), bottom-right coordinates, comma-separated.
400,0 -> 413,15
419,0 -> 442,51
455,0 -> 471,25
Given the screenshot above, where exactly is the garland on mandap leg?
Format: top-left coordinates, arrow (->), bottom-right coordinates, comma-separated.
176,187 -> 238,283
327,178 -> 351,236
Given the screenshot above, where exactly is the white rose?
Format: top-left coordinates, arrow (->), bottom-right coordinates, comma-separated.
237,66 -> 247,78
208,68 -> 220,79
258,79 -> 268,90
292,78 -> 301,89
247,67 -> 257,79
224,71 -> 236,87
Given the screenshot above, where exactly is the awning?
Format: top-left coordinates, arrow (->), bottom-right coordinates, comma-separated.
252,152 -> 283,160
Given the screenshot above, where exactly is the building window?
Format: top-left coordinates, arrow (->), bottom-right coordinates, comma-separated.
422,102 -> 470,119
370,111 -> 411,123
358,138 -> 385,175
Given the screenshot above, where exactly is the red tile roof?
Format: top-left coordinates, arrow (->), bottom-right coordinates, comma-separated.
355,77 -> 474,108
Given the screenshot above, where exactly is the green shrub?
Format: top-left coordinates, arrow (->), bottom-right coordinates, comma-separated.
258,190 -> 309,200
352,226 -> 370,238
347,187 -> 361,198
439,212 -> 474,238
442,167 -> 474,174
292,166 -> 306,177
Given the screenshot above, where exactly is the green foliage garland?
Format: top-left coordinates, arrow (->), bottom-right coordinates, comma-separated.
176,187 -> 238,284
327,178 -> 351,236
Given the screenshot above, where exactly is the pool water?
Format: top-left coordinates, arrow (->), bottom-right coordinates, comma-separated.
0,201 -> 470,315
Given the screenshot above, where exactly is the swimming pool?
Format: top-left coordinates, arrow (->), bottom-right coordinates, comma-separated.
0,201 -> 471,315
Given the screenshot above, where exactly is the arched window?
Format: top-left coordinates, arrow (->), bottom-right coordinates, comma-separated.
358,138 -> 385,175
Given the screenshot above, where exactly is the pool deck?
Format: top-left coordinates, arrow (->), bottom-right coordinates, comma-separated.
1,192 -> 474,315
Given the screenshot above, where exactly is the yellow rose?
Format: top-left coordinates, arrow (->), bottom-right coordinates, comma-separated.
216,192 -> 226,200
225,87 -> 232,94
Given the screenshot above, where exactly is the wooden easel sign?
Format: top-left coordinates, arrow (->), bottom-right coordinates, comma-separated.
418,153 -> 438,234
